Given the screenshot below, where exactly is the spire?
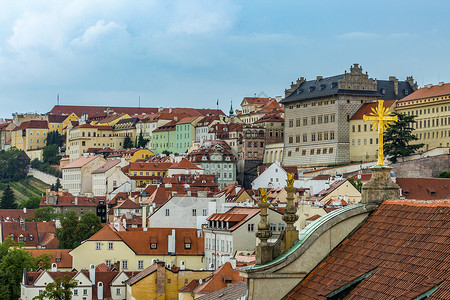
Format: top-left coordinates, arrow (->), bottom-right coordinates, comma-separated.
229,100 -> 234,116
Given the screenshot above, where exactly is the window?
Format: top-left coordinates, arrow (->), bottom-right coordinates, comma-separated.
167,279 -> 171,284
248,224 -> 254,232
296,118 -> 301,127
310,149 -> 314,155
138,260 -> 144,269
122,260 -> 128,269
311,133 -> 316,141
185,243 -> 191,249
165,209 -> 170,216
151,243 -> 157,249
296,135 -> 301,143
106,260 -> 111,268
278,223 -> 285,231
288,136 -> 293,144
303,134 -> 307,142
83,289 -> 88,296
311,116 -> 316,125
270,223 -> 277,231
108,242 -> 113,250
303,118 -> 308,126
96,242 -> 101,250
330,131 -> 335,140
73,289 -> 78,296
289,119 -> 293,127
116,288 -> 121,295
203,208 -> 207,216
302,150 -> 306,155
192,209 -> 197,216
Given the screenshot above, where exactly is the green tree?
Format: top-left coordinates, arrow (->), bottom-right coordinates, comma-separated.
0,184 -> 17,209
33,274 -> 77,300
0,237 -> 52,300
77,212 -> 102,242
137,132 -> 149,148
46,131 -> 62,147
0,148 -> 30,180
438,171 -> 450,178
347,177 -> 362,192
383,113 -> 424,163
33,207 -> 57,222
18,195 -> 41,209
56,211 -> 102,249
43,144 -> 61,165
123,135 -> 134,149
54,178 -> 62,191
56,211 -> 80,249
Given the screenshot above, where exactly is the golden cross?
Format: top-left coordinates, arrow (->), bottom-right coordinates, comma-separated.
363,100 -> 398,165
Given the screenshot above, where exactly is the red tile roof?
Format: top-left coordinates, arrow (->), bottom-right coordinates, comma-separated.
0,208 -> 36,221
206,207 -> 260,231
398,82 -> 450,101
92,159 -> 120,174
285,200 -> 450,299
169,158 -> 201,170
129,162 -> 172,172
350,100 -> 396,120
27,249 -> 72,269
12,120 -> 48,131
114,198 -> 141,210
116,228 -> 203,256
61,156 -> 99,169
195,281 -> 247,300
396,177 -> 450,200
192,262 -> 246,294
87,225 -> 122,241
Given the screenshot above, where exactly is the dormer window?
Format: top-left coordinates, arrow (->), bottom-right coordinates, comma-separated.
184,237 -> 192,249
380,88 -> 386,95
309,86 -> 315,92
150,237 -> 158,249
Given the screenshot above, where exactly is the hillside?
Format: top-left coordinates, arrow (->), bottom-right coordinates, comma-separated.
0,176 -> 49,204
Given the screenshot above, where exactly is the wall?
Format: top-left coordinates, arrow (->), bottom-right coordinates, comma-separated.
391,154 -> 450,178
29,168 -> 58,185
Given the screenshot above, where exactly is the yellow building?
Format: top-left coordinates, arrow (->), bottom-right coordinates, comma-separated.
123,148 -> 154,162
395,82 -> 450,150
47,115 -> 67,135
126,261 -> 210,300
310,179 -> 361,205
349,100 -> 396,162
128,161 -> 172,187
70,226 -> 205,272
97,113 -> 131,127
11,120 -> 49,160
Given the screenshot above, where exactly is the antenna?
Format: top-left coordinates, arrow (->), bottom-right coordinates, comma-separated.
139,96 -> 141,109
57,94 -> 59,106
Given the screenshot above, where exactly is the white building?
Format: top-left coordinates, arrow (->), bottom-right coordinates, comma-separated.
92,159 -> 131,196
251,161 -> 288,189
147,194 -> 226,231
61,155 -> 106,195
203,207 -> 283,270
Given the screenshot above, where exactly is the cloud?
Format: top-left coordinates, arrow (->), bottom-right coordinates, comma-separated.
71,20 -> 128,47
336,32 -> 382,39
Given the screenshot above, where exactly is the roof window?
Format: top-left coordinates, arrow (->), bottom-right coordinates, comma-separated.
320,84 -> 326,90
380,88 -> 386,95
331,82 -> 338,88
309,86 -> 315,92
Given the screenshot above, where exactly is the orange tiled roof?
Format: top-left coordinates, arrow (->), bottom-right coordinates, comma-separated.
12,120 -> 48,131
350,100 -> 396,120
169,158 -> 201,170
206,207 -> 260,231
61,156 -> 99,169
396,177 -> 450,200
27,249 -> 72,269
285,200 -> 450,299
115,198 -> 141,210
398,82 -> 450,101
87,225 -> 122,241
193,262 -> 245,294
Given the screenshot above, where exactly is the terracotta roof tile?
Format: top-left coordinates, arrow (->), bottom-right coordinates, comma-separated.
115,198 -> 141,209
87,225 -> 122,241
12,120 -> 48,131
169,158 -> 201,170
399,82 -> 450,102
206,207 -> 260,231
27,249 -> 72,269
193,262 -> 245,294
61,156 -> 99,169
350,100 -> 396,120
92,159 -> 120,174
195,281 -> 247,300
285,200 -> 450,299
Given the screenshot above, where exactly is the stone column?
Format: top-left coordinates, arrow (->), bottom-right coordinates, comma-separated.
361,165 -> 400,204
255,201 -> 272,265
282,186 -> 299,251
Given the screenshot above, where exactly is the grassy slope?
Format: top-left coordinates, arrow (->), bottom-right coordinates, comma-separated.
0,177 -> 49,204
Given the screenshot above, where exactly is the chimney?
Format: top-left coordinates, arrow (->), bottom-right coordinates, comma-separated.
89,264 -> 95,286
389,76 -> 399,95
180,261 -> 186,270
51,263 -> 57,272
23,207 -> 27,214
142,205 -> 147,228
97,282 -> 104,300
156,261 -> 166,296
316,76 -> 323,81
74,197 -> 78,206
58,188 -> 63,196
122,218 -> 127,229
168,229 -> 176,255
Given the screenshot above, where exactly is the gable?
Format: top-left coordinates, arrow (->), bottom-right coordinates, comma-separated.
111,271 -> 130,286
73,271 -> 92,286
33,271 -> 55,287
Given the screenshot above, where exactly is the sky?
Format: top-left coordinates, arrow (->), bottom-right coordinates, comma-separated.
1,0 -> 449,118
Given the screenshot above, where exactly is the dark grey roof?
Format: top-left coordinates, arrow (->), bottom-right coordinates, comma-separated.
281,76 -> 414,104
281,75 -> 345,104
376,80 -> 414,100
196,281 -> 247,300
